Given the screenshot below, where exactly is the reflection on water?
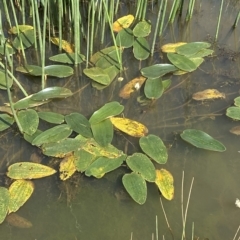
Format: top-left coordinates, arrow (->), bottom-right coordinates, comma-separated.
0,0 -> 240,239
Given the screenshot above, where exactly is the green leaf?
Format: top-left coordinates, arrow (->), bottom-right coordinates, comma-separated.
83,67 -> 111,85
91,119 -> 113,147
180,129 -> 226,152
0,187 -> 9,224
24,129 -> 42,144
85,155 -> 125,178
74,149 -> 96,172
31,87 -> 73,101
8,180 -> 34,213
0,70 -> 13,89
167,53 -> 197,72
0,114 -> 14,131
126,153 -> 156,182
122,173 -> 147,205
188,49 -> 213,58
17,109 -> 39,135
163,79 -> 172,91
144,77 -> 164,99
90,46 -> 118,64
226,106 -> 240,120
42,138 -> 83,157
16,65 -> 42,76
141,64 -> 177,78
9,25 -> 34,34
38,111 -> 64,124
133,20 -> 151,37
0,45 -> 15,55
133,37 -> 150,60
32,124 -> 72,146
14,95 -> 51,109
12,29 -> 35,49
234,97 -> 240,107
49,53 -> 85,64
65,113 -> 92,138
176,42 -> 211,57
7,162 -> 57,179
89,101 -> 124,124
139,134 -> 168,164
116,28 -> 134,48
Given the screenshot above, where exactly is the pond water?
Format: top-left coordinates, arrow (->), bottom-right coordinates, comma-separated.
0,0 -> 240,239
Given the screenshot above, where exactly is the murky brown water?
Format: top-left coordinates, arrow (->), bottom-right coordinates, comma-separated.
0,1 -> 240,239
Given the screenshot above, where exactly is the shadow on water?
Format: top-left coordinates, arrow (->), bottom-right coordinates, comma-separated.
0,0 -> 240,239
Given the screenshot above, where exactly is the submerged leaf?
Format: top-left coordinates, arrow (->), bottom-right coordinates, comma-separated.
83,67 -> 111,85
192,89 -> 225,101
0,70 -> 13,89
110,117 -> 148,137
119,76 -> 146,99
7,162 -> 57,179
144,77 -> 164,99
8,180 -> 34,213
6,213 -> 32,228
122,173 -> 147,205
155,169 -> 174,200
180,129 -> 226,152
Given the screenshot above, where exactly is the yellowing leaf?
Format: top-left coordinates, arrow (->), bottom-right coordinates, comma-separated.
112,15 -> 134,32
119,76 -> 146,99
161,42 -> 186,53
59,153 -> 77,180
110,117 -> 148,137
8,180 -> 34,213
7,162 -> 57,179
50,37 -> 74,53
155,169 -> 174,200
192,89 -> 225,101
9,25 -> 34,34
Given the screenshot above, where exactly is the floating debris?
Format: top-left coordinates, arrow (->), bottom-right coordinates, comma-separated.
192,89 -> 225,101
230,126 -> 240,135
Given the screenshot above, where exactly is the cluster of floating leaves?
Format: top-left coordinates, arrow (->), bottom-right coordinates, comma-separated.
0,14 -> 234,224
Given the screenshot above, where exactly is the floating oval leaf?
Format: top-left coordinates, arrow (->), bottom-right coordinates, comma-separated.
12,29 -> 35,49
226,107 -> 240,120
50,37 -> 74,53
85,155 -> 125,178
234,97 -> 240,107
7,162 -> 57,179
116,28 -> 134,48
192,89 -> 225,101
59,154 -> 77,181
44,65 -> 74,78
176,42 -> 211,57
180,129 -> 226,152
83,67 -> 111,85
112,14 -> 134,32
161,42 -> 186,53
49,53 -> 85,64
14,95 -> 51,109
32,124 -> 72,146
122,173 -> 147,205
110,117 -> 148,137
141,64 -> 177,78
31,87 -> 73,101
139,134 -> 168,164
9,25 -> 34,34
133,20 -> 151,37
119,76 -> 146,99
16,64 -> 42,76
0,70 -> 13,89
144,77 -> 164,99
0,114 -> 14,131
89,101 -> 124,124
17,109 -> 39,135
42,138 -> 83,157
74,149 -> 96,172
133,37 -> 150,60
65,113 -> 92,138
90,46 -> 117,64
8,180 -> 34,213
126,153 -> 156,182
0,187 -> 9,224
167,53 -> 197,72
91,119 -> 113,147
155,169 -> 174,200
38,111 -> 65,124
24,129 -> 42,144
